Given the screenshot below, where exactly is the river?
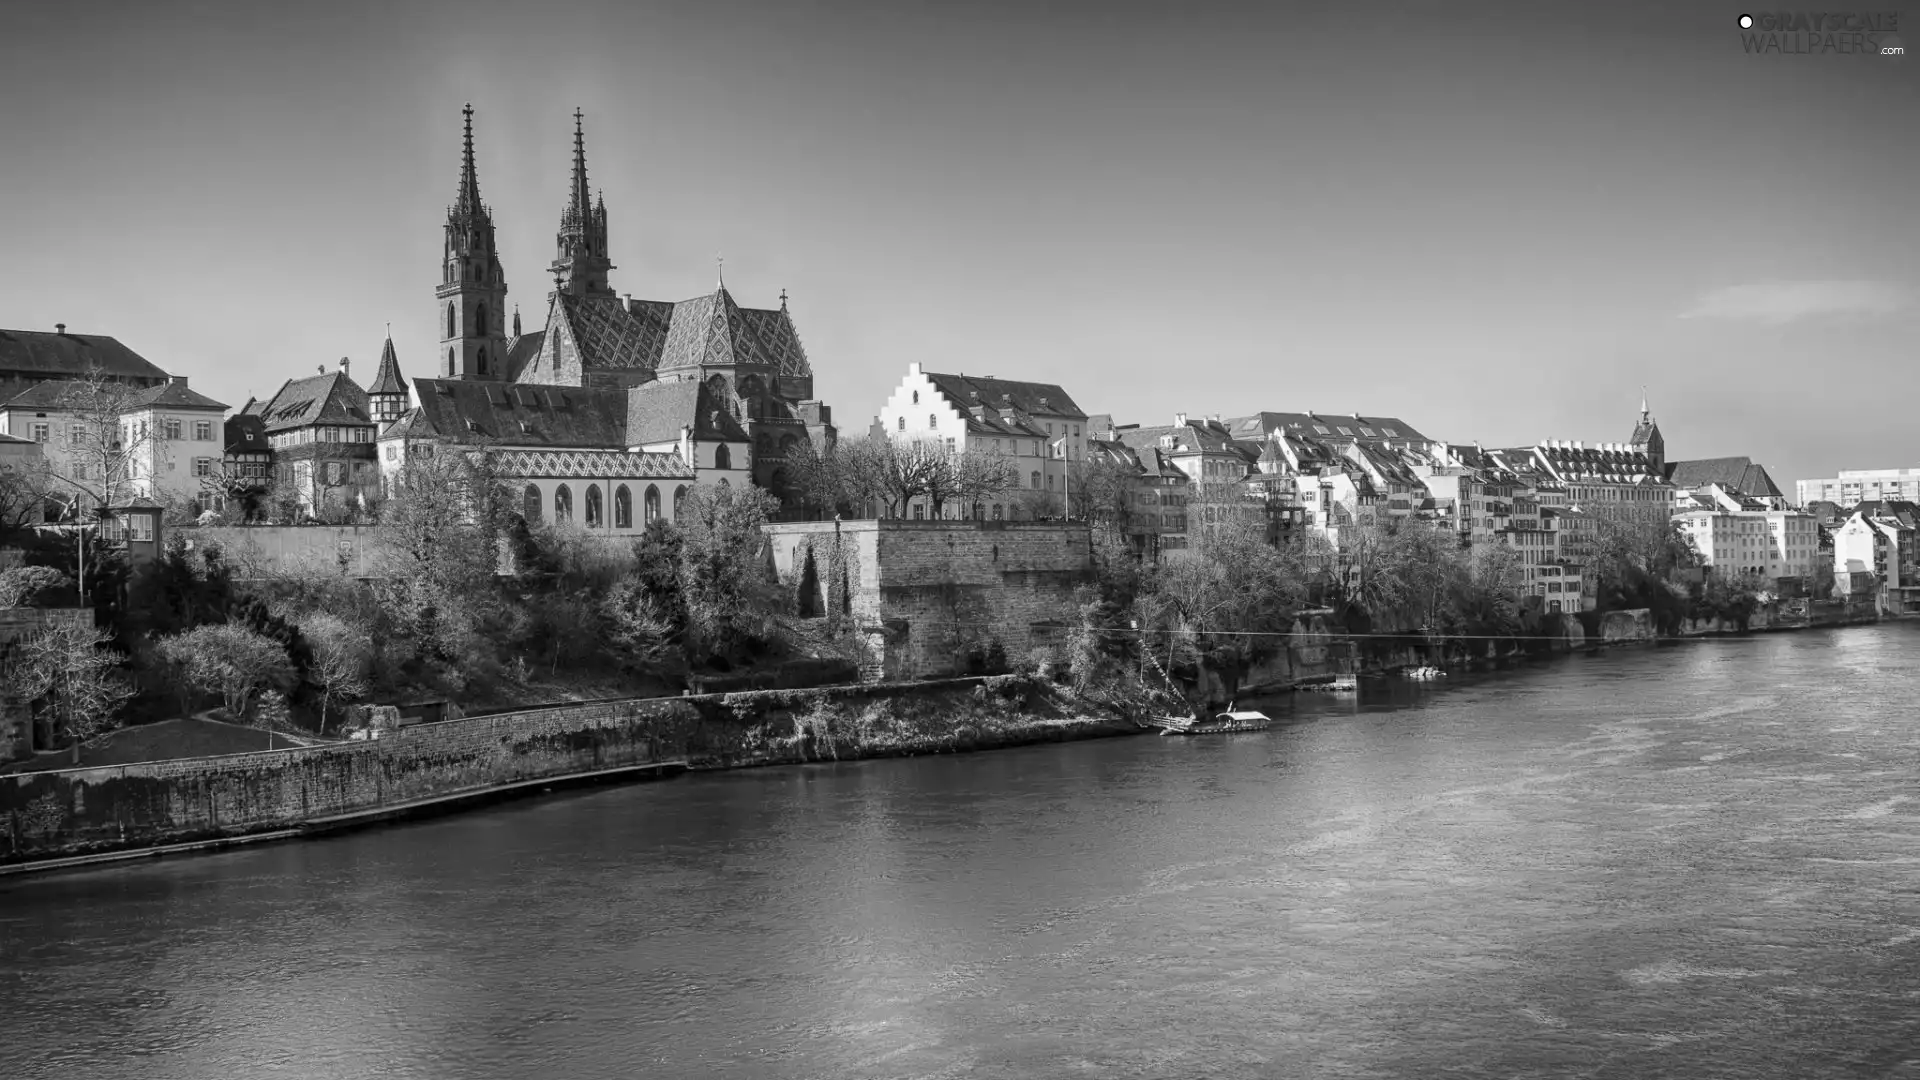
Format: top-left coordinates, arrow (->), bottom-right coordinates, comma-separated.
3,627 -> 1918,1078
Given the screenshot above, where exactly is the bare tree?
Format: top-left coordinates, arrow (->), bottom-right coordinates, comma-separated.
153,623 -> 296,721
34,367 -> 164,597
300,611 -> 370,733
1,622 -> 137,753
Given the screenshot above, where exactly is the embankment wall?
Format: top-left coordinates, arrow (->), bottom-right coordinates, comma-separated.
764,521 -> 1091,680
0,676 -> 1113,866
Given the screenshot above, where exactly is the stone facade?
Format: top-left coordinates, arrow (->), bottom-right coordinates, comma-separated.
178,525 -> 381,578
0,608 -> 96,762
764,520 -> 1093,680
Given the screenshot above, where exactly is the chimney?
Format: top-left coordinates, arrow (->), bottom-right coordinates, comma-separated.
54,323 -> 66,335
341,358 -> 351,377
318,364 -> 327,374
1175,412 -> 1187,427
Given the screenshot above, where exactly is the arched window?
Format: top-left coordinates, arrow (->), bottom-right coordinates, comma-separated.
756,433 -> 773,458
476,303 -> 488,337
447,347 -> 455,374
912,390 -> 919,404
714,444 -> 732,470
1046,472 -> 1055,490
718,478 -> 730,489
972,502 -> 985,520
522,483 -> 542,524
929,413 -> 938,430
585,484 -> 603,527
1030,471 -> 1041,489
554,483 -> 573,523
673,485 -> 688,516
897,417 -> 905,431
992,504 -> 1004,521
615,485 -> 632,528
446,303 -> 456,339
780,435 -> 797,456
644,484 -> 661,522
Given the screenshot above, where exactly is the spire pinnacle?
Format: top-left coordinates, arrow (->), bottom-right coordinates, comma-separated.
716,253 -> 725,289
454,102 -> 481,215
568,108 -> 589,224
779,287 -> 788,310
1640,385 -> 1649,420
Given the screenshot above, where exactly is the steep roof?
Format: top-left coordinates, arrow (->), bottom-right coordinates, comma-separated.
923,372 -> 1086,420
740,303 -> 813,377
1664,457 -> 1782,499
368,336 -> 408,396
655,286 -> 778,374
1531,442 -> 1671,486
0,328 -> 171,384
401,378 -> 629,448
121,381 -> 228,411
1114,421 -> 1238,456
554,292 -> 672,372
625,379 -> 750,446
224,414 -> 268,455
503,329 -> 546,382
246,371 -> 373,433
1229,411 -> 1429,445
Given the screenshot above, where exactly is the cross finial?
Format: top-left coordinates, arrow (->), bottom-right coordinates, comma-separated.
779,287 -> 788,309
716,253 -> 725,288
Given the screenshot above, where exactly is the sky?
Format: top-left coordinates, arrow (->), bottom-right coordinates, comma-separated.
1,0 -> 1915,488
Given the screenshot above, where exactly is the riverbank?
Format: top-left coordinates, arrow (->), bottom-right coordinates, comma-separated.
0,675 -> 1138,876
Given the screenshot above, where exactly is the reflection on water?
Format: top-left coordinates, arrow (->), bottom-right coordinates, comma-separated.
5,628 -> 1920,1079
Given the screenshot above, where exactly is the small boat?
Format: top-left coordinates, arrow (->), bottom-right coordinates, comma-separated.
1326,674 -> 1358,692
1405,666 -> 1446,681
1143,706 -> 1273,736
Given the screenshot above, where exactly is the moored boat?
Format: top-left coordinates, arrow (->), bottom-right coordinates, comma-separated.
1142,708 -> 1273,735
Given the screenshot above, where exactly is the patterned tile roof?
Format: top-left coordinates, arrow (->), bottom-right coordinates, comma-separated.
487,448 -> 693,481
739,305 -> 812,378
557,292 -> 671,371
0,328 -> 171,385
924,372 -> 1086,420
244,371 -> 372,433
655,286 -> 776,374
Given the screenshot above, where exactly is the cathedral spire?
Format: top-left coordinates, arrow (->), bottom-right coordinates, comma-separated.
453,102 -> 482,216
551,109 -> 615,298
438,103 -> 509,380
565,108 -> 590,230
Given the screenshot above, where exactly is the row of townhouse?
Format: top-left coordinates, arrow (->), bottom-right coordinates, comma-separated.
0,325 -> 271,520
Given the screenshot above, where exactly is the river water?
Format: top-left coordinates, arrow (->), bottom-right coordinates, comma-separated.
3,628 -> 1919,1079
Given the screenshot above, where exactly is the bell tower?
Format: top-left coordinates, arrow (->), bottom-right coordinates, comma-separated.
1630,392 -> 1665,473
436,103 -> 509,380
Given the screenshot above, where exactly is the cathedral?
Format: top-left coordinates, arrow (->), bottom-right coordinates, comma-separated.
377,105 -> 836,527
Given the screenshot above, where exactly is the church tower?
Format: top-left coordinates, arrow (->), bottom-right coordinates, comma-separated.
368,331 -> 409,427
549,109 -> 615,299
436,104 -> 509,380
1629,393 -> 1665,473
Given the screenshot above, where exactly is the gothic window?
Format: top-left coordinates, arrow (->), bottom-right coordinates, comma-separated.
447,347 -> 455,374
912,391 -> 919,404
447,303 -> 456,339
673,485 -> 688,516
992,504 -> 1004,521
715,444 -> 732,470
718,478 -> 730,490
476,303 -> 488,337
585,484 -> 603,527
615,485 -> 632,528
522,484 -> 542,524
929,413 -> 937,430
644,485 -> 660,522
897,417 -> 905,431
756,433 -> 773,457
554,484 -> 573,523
